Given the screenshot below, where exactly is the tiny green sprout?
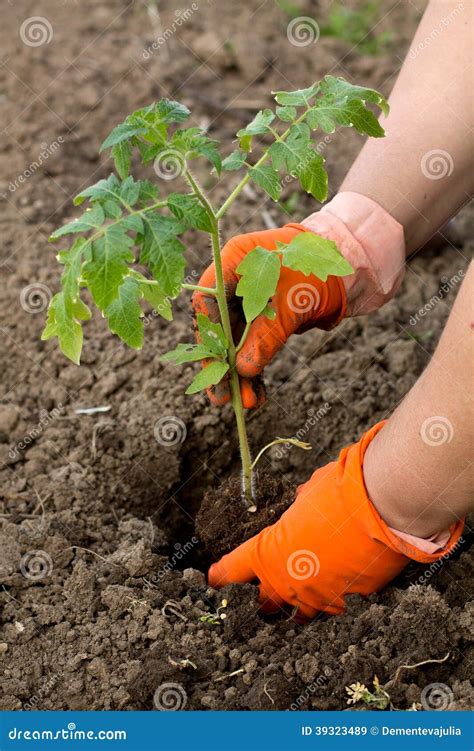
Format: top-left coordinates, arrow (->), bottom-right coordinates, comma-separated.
199,599 -> 228,625
345,676 -> 390,710
42,77 -> 388,510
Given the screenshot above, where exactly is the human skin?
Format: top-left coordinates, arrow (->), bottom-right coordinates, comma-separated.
341,0 -> 473,254
346,0 -> 474,537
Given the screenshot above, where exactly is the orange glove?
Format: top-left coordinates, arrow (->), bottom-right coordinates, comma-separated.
192,225 -> 346,408
208,422 -> 464,620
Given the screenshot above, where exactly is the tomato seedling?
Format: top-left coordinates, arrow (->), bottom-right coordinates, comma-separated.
42,76 -> 388,509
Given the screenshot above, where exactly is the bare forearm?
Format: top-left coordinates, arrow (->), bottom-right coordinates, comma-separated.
341,0 -> 473,254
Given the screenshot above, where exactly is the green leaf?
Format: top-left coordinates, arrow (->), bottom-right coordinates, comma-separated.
167,193 -> 213,233
41,292 -> 88,365
57,238 -> 86,303
82,224 -> 135,310
276,105 -> 297,122
112,140 -> 132,180
262,303 -> 276,320
237,109 -> 275,151
237,109 -> 275,136
162,342 -> 218,365
138,180 -> 159,205
74,174 -> 122,206
155,98 -> 191,124
100,123 -> 147,152
50,204 -> 105,240
196,313 -> 227,357
273,83 -> 319,106
140,214 -> 186,296
296,152 -> 328,202
268,123 -> 311,173
193,138 -> 222,175
236,247 -> 281,323
320,76 -> 389,116
222,149 -> 247,171
105,277 -> 144,349
279,232 -> 353,280
248,164 -> 281,201
140,281 -> 173,321
306,76 -> 388,136
185,361 -> 229,395
118,176 -> 141,207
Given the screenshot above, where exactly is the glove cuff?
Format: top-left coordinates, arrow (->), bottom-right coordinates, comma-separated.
302,192 -> 406,316
351,422 -> 465,564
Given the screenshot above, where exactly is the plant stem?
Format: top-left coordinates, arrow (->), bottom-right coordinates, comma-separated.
209,228 -> 255,510
215,108 -> 310,220
181,283 -> 217,295
185,168 -> 255,510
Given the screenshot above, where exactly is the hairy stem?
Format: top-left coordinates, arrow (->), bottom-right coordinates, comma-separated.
210,228 -> 255,510
215,108 -> 310,220
186,168 -> 255,509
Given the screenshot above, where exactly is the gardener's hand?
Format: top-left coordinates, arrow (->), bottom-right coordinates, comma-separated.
192,224 -> 346,408
208,422 -> 463,620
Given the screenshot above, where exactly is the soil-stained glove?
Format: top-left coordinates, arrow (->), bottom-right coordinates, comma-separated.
208,422 -> 464,620
192,224 -> 346,408
192,192 -> 405,409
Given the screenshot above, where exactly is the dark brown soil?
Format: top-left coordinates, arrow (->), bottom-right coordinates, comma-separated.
196,473 -> 294,559
1,0 -> 473,712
